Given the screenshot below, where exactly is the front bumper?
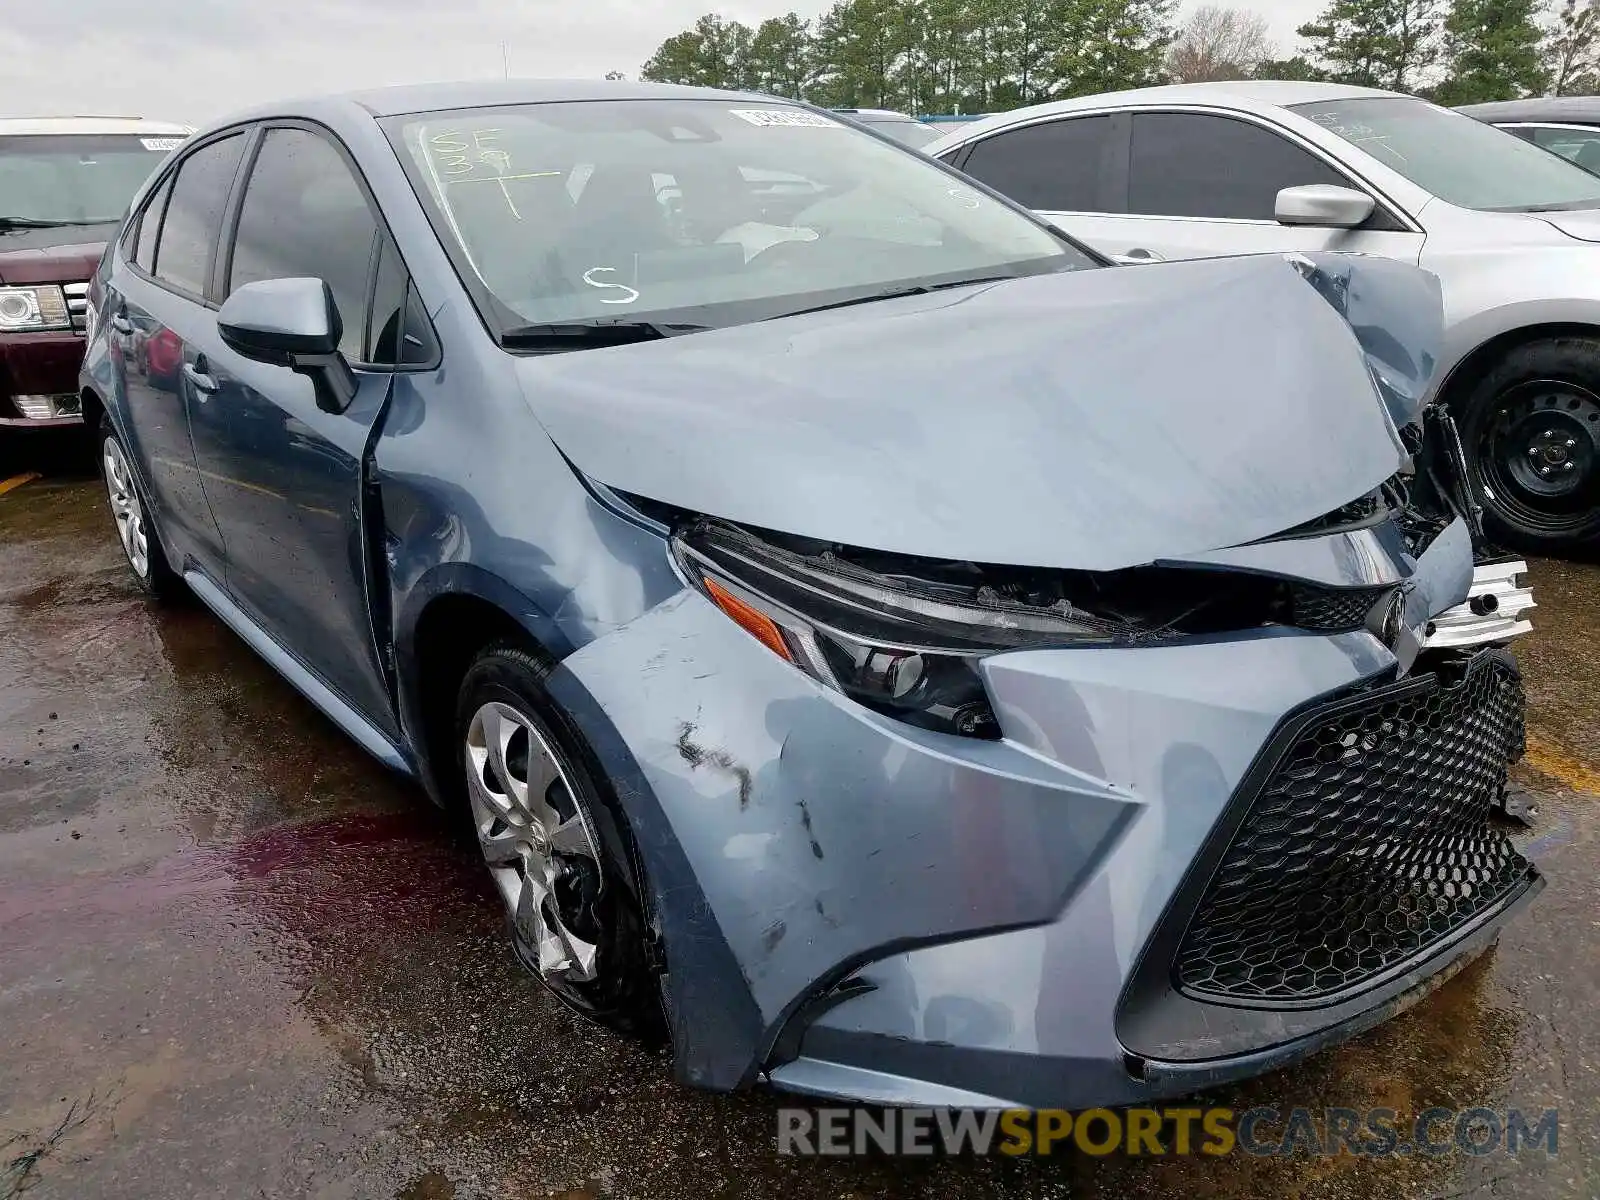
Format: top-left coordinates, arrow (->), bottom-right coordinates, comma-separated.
1,330 -> 87,427
548,537 -> 1535,1107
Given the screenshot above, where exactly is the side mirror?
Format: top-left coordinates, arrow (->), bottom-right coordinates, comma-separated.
1274,184 -> 1376,229
217,277 -> 357,414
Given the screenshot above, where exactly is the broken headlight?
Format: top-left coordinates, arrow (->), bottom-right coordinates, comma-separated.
675,523 -> 1114,739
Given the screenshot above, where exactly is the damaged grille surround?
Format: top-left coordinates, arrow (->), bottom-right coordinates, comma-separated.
1175,651 -> 1532,1008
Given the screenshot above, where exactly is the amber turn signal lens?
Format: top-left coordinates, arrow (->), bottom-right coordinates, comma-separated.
702,576 -> 794,662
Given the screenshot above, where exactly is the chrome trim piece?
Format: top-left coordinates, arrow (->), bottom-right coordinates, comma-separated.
63,280 -> 89,335
182,569 -> 413,774
1422,560 -> 1535,649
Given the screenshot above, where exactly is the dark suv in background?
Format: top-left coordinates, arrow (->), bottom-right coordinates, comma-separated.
1,116 -> 189,429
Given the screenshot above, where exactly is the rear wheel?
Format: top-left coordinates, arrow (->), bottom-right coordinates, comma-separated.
455,644 -> 662,1036
1456,337 -> 1600,554
99,416 -> 183,599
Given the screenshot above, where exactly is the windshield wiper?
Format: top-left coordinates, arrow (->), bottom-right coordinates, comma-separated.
1519,200 -> 1600,212
769,275 -> 1020,321
0,216 -> 109,231
499,320 -> 710,350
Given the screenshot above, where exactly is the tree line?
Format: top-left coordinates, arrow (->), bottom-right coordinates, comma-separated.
635,0 -> 1600,110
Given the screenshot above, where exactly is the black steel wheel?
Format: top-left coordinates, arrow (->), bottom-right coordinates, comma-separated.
1456,338 -> 1600,553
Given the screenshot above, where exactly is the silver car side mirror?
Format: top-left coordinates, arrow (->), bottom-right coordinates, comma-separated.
1274,184 -> 1375,229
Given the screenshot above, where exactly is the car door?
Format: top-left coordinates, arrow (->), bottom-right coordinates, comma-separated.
109,132 -> 248,572
1094,111 -> 1424,264
184,123 -> 405,736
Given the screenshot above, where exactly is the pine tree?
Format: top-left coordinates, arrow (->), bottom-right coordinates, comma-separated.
1254,54 -> 1329,78
1434,0 -> 1548,102
1299,0 -> 1443,90
812,0 -> 916,108
1050,0 -> 1179,95
747,14 -> 817,99
639,14 -> 755,88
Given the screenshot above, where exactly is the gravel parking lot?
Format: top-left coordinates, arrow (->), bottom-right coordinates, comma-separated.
2,436 -> 1597,1200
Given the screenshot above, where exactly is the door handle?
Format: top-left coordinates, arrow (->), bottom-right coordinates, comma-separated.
1111,248 -> 1164,265
110,312 -> 134,335
183,360 -> 219,394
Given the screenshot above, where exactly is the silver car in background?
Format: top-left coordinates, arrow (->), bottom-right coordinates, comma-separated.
927,81 -> 1600,553
1458,96 -> 1600,173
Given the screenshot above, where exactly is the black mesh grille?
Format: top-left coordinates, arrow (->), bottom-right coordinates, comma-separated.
1289,583 -> 1391,633
1176,656 -> 1530,1006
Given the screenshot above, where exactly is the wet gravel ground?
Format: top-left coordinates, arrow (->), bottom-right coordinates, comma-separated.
1,434 -> 1597,1199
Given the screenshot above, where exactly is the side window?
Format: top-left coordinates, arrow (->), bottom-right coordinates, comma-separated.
401,284 -> 439,366
957,117 -> 1113,211
1529,126 -> 1600,174
1129,113 -> 1350,220
367,236 -> 408,365
153,133 -> 246,297
228,127 -> 380,361
131,175 -> 173,273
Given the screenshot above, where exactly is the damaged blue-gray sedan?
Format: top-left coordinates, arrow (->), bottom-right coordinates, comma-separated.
82,80 -> 1539,1109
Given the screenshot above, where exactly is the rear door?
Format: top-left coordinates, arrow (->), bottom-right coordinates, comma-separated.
185,123 -> 408,736
949,114 -> 1122,247
109,131 -> 248,573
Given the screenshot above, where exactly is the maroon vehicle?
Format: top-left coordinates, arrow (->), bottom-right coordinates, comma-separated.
1,117 -> 189,429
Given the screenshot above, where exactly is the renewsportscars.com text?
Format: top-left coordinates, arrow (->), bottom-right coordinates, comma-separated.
777,1106 -> 1561,1158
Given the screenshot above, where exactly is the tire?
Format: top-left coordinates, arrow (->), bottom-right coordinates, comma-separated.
1454,337 -> 1600,554
454,643 -> 663,1037
99,415 -> 184,599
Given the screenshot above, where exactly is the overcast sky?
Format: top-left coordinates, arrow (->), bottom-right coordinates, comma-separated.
2,0 -> 1323,125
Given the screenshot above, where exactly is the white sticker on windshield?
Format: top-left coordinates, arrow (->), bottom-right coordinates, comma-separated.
141,137 -> 186,152
729,109 -> 841,129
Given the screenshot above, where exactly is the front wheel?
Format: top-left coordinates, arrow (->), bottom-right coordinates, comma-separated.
1456,337 -> 1600,554
455,644 -> 663,1037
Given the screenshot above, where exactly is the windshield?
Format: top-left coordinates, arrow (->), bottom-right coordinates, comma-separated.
1289,97 -> 1600,212
0,134 -> 181,225
859,118 -> 943,149
385,100 -> 1087,336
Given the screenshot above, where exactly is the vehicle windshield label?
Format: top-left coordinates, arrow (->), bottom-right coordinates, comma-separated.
728,109 -> 840,129
140,137 -> 186,152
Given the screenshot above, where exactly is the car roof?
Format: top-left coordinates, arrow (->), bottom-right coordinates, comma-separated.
0,116 -> 194,136
1457,96 -> 1600,125
925,80 -> 1403,149
218,79 -> 779,126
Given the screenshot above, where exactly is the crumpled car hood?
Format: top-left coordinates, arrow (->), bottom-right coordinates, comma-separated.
516,254 -> 1433,573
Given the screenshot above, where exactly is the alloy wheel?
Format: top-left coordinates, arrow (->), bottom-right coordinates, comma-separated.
103,436 -> 150,579
464,701 -> 606,985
